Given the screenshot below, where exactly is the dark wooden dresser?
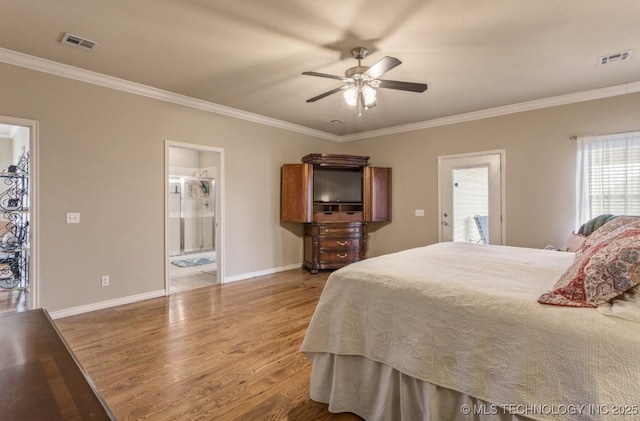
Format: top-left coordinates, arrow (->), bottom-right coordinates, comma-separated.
303,222 -> 367,272
0,309 -> 115,420
281,154 -> 391,273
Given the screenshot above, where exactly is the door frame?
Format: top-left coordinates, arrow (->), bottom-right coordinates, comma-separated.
164,140 -> 225,293
0,116 -> 39,309
437,149 -> 506,245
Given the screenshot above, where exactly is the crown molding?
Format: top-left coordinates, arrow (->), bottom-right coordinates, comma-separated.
1,47 -> 639,143
0,47 -> 340,142
339,80 -> 640,142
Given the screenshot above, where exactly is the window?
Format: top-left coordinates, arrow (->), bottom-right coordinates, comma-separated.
576,131 -> 640,227
452,166 -> 488,243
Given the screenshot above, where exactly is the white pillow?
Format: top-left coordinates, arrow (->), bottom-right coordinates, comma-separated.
564,232 -> 586,252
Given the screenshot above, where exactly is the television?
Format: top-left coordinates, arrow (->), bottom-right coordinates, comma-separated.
313,168 -> 362,203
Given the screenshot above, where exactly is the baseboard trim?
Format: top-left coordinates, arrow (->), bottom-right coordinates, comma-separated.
48,289 -> 166,319
223,263 -> 302,283
47,264 -> 303,319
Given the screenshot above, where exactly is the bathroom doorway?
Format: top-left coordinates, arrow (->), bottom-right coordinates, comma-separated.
165,142 -> 224,294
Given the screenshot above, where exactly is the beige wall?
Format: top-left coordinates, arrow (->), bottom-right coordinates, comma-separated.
0,62 -> 338,312
341,93 -> 640,257
1,59 -> 639,313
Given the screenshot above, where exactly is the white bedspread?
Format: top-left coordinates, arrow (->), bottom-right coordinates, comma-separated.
301,242 -> 640,421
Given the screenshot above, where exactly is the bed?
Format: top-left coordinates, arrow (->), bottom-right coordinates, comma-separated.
301,241 -> 640,421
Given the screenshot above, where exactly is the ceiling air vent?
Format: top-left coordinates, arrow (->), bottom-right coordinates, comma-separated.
61,32 -> 99,52
598,50 -> 632,65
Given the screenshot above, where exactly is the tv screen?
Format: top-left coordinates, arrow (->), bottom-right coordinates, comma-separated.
313,168 -> 362,202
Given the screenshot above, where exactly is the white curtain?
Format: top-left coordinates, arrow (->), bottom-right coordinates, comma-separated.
576,131 -> 640,228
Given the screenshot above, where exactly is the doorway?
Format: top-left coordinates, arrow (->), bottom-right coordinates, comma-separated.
438,150 -> 505,245
165,142 -> 224,294
0,118 -> 37,314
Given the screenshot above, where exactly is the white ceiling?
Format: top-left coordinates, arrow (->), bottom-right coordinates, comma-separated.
1,0 -> 639,137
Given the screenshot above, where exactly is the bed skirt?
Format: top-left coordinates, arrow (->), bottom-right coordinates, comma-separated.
306,352 -> 534,421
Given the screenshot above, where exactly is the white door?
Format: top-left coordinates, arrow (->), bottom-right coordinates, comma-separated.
438,151 -> 504,245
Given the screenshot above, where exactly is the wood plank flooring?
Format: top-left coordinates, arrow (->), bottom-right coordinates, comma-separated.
0,289 -> 29,314
55,269 -> 363,421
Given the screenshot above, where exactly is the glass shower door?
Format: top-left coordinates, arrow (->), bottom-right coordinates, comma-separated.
182,179 -> 214,254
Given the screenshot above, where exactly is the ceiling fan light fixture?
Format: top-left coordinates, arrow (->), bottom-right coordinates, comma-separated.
343,85 -> 376,107
303,46 -> 427,114
362,85 -> 377,106
343,87 -> 358,106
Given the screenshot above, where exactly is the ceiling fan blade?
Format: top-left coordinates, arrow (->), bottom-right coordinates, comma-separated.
377,79 -> 428,93
302,71 -> 348,81
364,56 -> 401,79
306,86 -> 347,103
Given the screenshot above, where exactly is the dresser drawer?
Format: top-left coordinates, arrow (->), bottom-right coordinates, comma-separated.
317,225 -> 362,236
305,222 -> 364,237
318,238 -> 361,250
313,211 -> 363,222
303,222 -> 367,273
339,211 -> 363,222
318,251 -> 362,263
313,212 -> 341,222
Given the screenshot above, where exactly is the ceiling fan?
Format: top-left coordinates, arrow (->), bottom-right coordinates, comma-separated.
303,47 -> 428,116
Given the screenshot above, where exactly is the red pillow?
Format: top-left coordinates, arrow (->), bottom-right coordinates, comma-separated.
539,220 -> 640,307
575,216 -> 640,256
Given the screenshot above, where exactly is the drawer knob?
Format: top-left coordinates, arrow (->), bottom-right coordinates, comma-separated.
337,253 -> 347,259
336,241 -> 347,246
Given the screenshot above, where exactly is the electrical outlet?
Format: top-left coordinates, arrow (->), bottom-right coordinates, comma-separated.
66,212 -> 80,224
415,209 -> 425,217
101,275 -> 109,287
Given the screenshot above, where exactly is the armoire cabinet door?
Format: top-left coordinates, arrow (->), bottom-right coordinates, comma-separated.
281,163 -> 313,223
364,167 -> 391,222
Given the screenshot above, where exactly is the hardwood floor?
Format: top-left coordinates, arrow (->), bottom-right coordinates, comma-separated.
0,289 -> 29,314
55,269 -> 363,421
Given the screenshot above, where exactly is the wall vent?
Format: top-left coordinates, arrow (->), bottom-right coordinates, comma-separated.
598,50 -> 632,65
61,33 -> 99,52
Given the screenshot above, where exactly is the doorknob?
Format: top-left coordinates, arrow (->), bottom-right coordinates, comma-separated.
443,212 -> 448,217
442,221 -> 450,226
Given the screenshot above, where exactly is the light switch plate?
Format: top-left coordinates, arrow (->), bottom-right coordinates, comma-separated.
66,212 -> 80,224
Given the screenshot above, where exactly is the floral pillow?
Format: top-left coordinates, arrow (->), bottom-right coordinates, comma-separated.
539,220 -> 640,307
575,216 -> 640,256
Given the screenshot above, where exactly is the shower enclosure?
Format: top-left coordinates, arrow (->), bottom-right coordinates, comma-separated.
169,176 -> 215,257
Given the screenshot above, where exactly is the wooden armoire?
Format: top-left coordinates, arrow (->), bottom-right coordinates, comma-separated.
281,153 -> 391,273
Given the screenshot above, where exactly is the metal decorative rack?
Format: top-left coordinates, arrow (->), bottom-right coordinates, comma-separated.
0,152 -> 29,290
